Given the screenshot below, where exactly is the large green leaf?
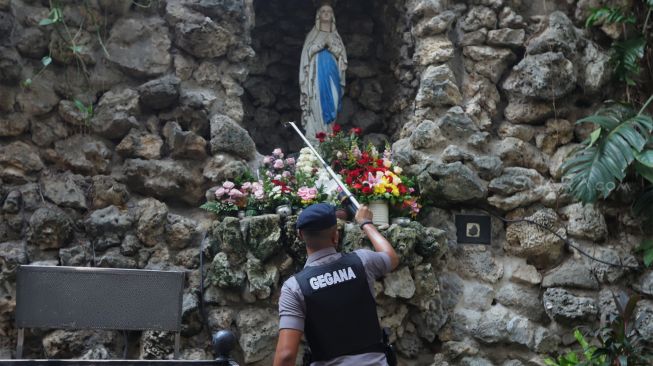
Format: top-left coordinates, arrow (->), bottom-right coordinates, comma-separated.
611,37 -> 646,86
563,105 -> 653,203
635,150 -> 653,167
635,162 -> 653,183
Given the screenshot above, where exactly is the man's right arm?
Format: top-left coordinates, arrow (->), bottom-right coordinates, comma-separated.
355,205 -> 399,270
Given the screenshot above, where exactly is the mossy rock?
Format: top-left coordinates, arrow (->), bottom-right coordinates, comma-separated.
207,252 -> 245,288
241,214 -> 282,261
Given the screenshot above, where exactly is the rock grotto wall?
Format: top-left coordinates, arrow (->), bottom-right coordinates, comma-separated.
0,0 -> 652,365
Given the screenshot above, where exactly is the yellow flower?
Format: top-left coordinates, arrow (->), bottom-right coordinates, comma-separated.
374,184 -> 386,194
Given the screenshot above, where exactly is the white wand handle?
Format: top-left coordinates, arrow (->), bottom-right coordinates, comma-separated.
286,121 -> 361,210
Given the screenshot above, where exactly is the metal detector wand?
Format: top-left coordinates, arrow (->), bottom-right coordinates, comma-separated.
285,121 -> 361,210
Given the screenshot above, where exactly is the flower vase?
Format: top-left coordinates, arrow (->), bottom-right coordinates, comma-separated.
368,200 -> 389,226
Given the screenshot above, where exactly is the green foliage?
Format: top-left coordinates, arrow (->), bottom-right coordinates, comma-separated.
544,330 -> 603,366
39,6 -> 63,26
635,238 -> 653,267
593,293 -> 653,366
74,99 -> 93,125
611,37 -> 646,86
585,7 -> 635,28
561,101 -> 653,203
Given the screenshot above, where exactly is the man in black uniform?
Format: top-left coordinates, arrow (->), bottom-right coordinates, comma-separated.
273,203 -> 399,366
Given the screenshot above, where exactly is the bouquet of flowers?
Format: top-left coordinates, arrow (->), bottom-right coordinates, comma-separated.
201,180 -> 266,216
317,124 -> 421,218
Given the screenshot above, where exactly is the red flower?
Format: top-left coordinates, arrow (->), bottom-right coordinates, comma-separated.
315,132 -> 327,142
353,183 -> 363,190
350,127 -> 362,135
362,186 -> 372,194
332,124 -> 342,133
399,185 -> 408,194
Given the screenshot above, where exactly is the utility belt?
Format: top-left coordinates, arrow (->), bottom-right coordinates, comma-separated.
302,328 -> 397,366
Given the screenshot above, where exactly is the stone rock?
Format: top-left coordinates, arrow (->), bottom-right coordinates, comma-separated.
499,7 -> 525,28
0,240 -> 29,271
543,288 -> 598,327
463,46 -> 516,83
535,119 -> 573,155
415,64 -> 462,108
462,282 -> 495,311
58,100 -> 87,126
559,203 -> 608,241
495,137 -> 548,173
208,251 -> 246,288
471,155 -> 503,180
241,214 -> 281,261
41,172 -> 87,210
136,198 -> 168,247
506,316 -> 559,353
413,36 -> 454,65
91,88 -> 140,140
496,282 -> 545,321
236,307 -> 278,364
213,216 -> 247,264
550,144 -> 580,180
526,12 -> 579,58
578,41 -> 611,95
461,357 -> 494,366
116,128 -> 163,160
16,76 -> 60,116
442,338 -> 479,359
635,271 -> 653,296
106,17 -> 171,78
411,264 -> 447,341
386,224 -> 419,265
0,46 -> 21,85
43,329 -> 115,358
410,120 -> 445,150
397,331 -> 423,358
60,244 -> 89,266
0,141 -> 44,183
384,266 -> 416,299
416,162 -> 487,204
84,205 -> 133,250
414,11 -> 456,36
0,114 -> 29,136
54,135 -> 112,175
504,98 -> 554,124
502,52 -> 576,100
487,28 -> 525,48
454,248 -> 504,283
245,257 -> 279,300
498,122 -> 535,142
203,154 -> 248,184
587,247 -> 636,284
209,114 -> 256,160
542,260 -> 599,290
31,115 -> 69,147
174,16 -> 234,58
165,213 -> 197,249
475,304 -> 511,343
505,208 -> 565,268
461,28 -> 488,46
489,167 -> 543,195
140,330 -> 174,359
122,159 -> 205,205
162,121 -> 207,159
97,247 -> 138,268
49,29 -> 95,66
461,6 -> 497,32
634,300 -> 653,340
138,75 -> 180,110
90,175 -> 129,209
27,207 -> 72,249
511,264 -> 542,286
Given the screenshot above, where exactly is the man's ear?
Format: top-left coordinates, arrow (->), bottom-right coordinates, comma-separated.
297,229 -> 304,241
332,228 -> 339,245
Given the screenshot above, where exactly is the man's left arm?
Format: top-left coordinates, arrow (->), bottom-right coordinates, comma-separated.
273,329 -> 302,366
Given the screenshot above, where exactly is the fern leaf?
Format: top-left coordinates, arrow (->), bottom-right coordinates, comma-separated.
611,37 -> 646,86
563,105 -> 653,203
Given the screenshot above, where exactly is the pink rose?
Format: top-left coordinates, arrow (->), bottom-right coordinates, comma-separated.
215,187 -> 226,198
298,186 -> 317,201
229,189 -> 244,198
254,189 -> 265,200
272,148 -> 283,158
263,156 -> 273,165
266,171 -> 273,177
274,174 -> 282,180
241,182 -> 252,191
223,181 -> 235,190
282,171 -> 291,178
285,157 -> 296,165
274,159 -> 284,169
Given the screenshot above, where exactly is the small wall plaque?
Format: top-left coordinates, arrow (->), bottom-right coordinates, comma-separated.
455,214 -> 491,245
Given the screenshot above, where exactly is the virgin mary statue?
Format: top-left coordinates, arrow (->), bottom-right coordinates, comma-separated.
299,3 -> 348,142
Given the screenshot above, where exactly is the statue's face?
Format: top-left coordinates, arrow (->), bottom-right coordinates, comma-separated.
318,5 -> 333,22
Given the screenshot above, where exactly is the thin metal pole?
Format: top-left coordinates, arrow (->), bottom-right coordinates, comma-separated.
174,332 -> 180,360
16,328 -> 24,359
286,121 -> 361,210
